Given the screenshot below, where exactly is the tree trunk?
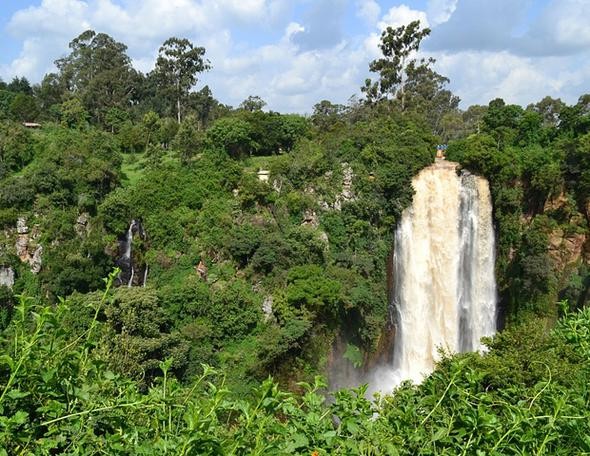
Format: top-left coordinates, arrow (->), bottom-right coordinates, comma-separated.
176,79 -> 181,124
177,97 -> 181,124
400,56 -> 406,112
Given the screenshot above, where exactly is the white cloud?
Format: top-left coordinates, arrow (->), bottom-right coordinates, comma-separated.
1,0 -> 297,98
1,0 -> 589,113
525,0 -> 590,54
432,50 -> 589,107
427,0 -> 457,26
356,0 -> 381,25
378,5 -> 429,30
8,0 -> 90,37
200,25 -> 368,112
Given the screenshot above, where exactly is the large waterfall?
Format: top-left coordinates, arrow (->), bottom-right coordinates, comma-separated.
371,160 -> 497,393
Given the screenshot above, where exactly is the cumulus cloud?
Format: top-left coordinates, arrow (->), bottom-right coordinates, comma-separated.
356,0 -> 381,25
426,0 -> 457,26
518,0 -> 590,57
1,0 -> 304,109
433,51 -> 566,106
1,0 -> 589,112
379,5 -> 429,30
201,26 -> 368,112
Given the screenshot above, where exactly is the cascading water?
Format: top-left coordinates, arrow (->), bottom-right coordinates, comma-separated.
125,222 -> 134,287
116,219 -> 148,287
370,160 -> 497,393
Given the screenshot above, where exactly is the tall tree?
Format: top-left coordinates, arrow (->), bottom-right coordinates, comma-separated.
364,20 -> 431,110
55,30 -> 138,125
403,59 -> 460,133
9,93 -> 39,122
34,73 -> 65,117
188,85 -> 216,129
154,38 -> 210,123
311,100 -> 347,131
527,96 -> 565,128
7,77 -> 33,95
239,95 -> 266,112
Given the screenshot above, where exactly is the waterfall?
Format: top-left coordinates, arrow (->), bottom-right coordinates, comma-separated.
125,222 -> 135,287
370,160 -> 497,393
118,220 -> 135,287
116,219 -> 148,287
143,265 -> 149,287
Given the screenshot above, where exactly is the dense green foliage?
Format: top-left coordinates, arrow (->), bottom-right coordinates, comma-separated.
0,276 -> 589,454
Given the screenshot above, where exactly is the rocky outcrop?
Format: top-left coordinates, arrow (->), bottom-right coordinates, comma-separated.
543,191 -> 590,270
0,266 -> 14,288
333,163 -> 355,211
262,296 -> 274,322
301,210 -> 319,228
75,213 -> 90,237
15,218 -> 42,274
195,259 -> 208,281
548,228 -> 587,270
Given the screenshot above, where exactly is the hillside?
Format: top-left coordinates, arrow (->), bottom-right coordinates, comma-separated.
0,23 -> 590,454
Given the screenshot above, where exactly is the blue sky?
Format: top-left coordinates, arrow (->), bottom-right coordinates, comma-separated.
1,0 -> 589,112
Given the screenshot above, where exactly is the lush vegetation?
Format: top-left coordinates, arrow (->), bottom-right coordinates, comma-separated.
1,19 -> 590,454
0,274 -> 589,454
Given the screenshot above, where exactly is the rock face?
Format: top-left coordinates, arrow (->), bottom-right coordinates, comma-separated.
301,210 -> 319,228
75,213 -> 90,237
195,259 -> 208,281
544,192 -> 590,270
333,163 -> 355,211
548,228 -> 587,270
340,164 -> 354,202
0,266 -> 14,288
30,246 -> 43,274
262,296 -> 274,322
15,218 -> 42,274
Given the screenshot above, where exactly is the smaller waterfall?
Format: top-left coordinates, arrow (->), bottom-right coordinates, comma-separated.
125,223 -> 135,287
117,219 -> 148,287
143,265 -> 149,287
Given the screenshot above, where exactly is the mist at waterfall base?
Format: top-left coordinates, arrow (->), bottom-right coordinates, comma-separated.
342,161 -> 497,395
